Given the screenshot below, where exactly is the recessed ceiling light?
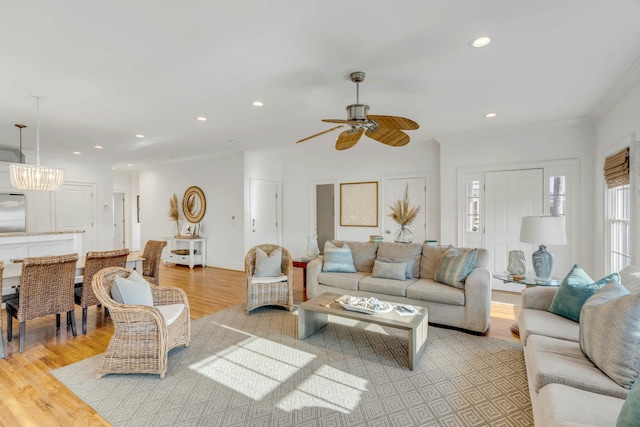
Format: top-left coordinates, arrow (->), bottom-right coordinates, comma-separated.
230,140 -> 237,144
127,164 -> 133,167
135,134 -> 144,138
471,36 -> 491,48
485,112 -> 497,118
196,116 -> 207,121
73,151 -> 81,155
94,145 -> 103,149
252,101 -> 264,107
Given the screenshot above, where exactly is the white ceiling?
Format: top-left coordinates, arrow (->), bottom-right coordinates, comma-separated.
2,1 -> 640,169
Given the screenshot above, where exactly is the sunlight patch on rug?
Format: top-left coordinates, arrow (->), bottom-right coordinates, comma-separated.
277,364 -> 368,413
189,324 -> 316,400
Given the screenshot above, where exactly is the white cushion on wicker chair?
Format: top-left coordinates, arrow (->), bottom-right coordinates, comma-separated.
156,304 -> 186,326
112,276 -> 153,306
251,275 -> 288,285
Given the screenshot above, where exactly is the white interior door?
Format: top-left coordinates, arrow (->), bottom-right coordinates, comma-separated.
249,179 -> 281,247
484,169 -> 543,292
113,192 -> 125,249
54,182 -> 97,253
384,177 -> 426,243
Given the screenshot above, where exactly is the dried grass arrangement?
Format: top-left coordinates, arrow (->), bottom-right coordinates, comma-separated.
168,193 -> 180,234
388,185 -> 420,226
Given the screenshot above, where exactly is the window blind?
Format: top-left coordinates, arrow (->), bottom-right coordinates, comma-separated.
604,147 -> 629,188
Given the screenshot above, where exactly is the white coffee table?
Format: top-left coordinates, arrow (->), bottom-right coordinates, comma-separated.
298,292 -> 429,370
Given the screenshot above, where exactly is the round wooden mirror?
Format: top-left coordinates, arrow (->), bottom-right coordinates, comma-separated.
182,186 -> 206,224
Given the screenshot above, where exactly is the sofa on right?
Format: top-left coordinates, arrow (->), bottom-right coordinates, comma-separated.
518,265 -> 640,426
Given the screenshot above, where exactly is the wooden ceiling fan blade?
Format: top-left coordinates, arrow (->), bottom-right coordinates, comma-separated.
367,115 -> 419,130
322,119 -> 362,125
335,128 -> 364,150
296,125 -> 345,143
365,127 -> 410,147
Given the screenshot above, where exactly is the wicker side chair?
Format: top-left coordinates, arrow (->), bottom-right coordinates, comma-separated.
142,240 -> 168,286
6,253 -> 79,353
0,261 -> 4,358
75,248 -> 130,334
92,266 -> 191,378
244,244 -> 293,314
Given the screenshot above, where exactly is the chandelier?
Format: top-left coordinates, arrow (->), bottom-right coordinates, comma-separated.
10,97 -> 64,191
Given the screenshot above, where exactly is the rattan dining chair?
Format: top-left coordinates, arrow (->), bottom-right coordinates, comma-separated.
0,261 -> 5,358
244,244 -> 294,314
92,266 -> 191,378
6,253 -> 79,353
142,240 -> 167,286
75,248 -> 130,334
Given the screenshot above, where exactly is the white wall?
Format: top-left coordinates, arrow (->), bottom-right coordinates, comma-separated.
281,138 -> 440,258
139,153 -> 245,270
593,66 -> 640,275
438,120 -> 596,270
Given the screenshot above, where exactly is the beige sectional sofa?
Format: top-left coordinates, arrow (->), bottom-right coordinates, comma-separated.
306,240 -> 491,334
518,266 -> 640,426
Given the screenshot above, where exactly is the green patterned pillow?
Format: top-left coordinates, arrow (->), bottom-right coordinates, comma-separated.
322,241 -> 357,273
434,246 -> 478,289
618,378 -> 640,426
579,280 -> 640,389
548,264 -> 619,322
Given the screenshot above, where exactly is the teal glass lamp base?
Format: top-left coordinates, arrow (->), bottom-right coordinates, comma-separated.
532,245 -> 553,279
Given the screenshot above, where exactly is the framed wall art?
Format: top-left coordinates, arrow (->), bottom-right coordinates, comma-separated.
340,181 -> 378,227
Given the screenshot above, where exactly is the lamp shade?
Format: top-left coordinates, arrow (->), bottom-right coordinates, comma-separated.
520,215 -> 567,246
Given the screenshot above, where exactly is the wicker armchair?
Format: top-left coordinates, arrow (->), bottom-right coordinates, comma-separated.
142,240 -> 167,286
75,248 -> 130,334
244,244 -> 293,314
92,267 -> 191,378
6,253 -> 79,353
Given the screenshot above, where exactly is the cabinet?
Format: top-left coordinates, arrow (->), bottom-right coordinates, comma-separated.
163,237 -> 206,269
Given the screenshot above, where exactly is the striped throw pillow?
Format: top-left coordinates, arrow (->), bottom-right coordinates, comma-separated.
434,246 -> 478,289
322,241 -> 357,273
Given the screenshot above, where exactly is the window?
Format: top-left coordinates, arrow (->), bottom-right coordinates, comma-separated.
549,176 -> 565,216
609,184 -> 630,272
604,147 -> 630,273
466,180 -> 480,232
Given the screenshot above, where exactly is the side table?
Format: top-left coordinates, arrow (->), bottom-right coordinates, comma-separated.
493,273 -> 560,337
293,257 -> 317,288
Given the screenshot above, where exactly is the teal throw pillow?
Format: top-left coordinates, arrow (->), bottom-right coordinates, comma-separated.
580,280 -> 640,390
371,260 -> 407,281
618,379 -> 640,426
548,264 -> 619,322
434,246 -> 478,289
322,241 -> 357,273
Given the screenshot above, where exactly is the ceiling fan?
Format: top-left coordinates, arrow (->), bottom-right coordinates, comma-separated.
296,71 -> 419,150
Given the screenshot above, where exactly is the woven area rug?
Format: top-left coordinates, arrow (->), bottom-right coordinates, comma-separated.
52,305 -> 533,426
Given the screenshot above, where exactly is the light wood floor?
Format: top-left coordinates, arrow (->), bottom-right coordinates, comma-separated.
0,264 -> 520,426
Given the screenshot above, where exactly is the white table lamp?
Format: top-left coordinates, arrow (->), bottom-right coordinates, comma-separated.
520,215 -> 567,279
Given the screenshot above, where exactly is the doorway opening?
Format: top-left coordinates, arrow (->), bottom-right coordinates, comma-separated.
315,184 -> 335,253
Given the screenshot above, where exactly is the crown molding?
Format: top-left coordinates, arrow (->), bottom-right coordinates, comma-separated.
589,56 -> 640,119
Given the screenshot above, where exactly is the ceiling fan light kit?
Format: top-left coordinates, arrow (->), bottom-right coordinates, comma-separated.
297,71 -> 419,150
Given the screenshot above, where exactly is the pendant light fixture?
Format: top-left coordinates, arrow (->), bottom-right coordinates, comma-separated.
10,97 -> 64,191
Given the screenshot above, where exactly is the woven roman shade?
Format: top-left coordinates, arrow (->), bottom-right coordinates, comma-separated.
604,147 -> 630,188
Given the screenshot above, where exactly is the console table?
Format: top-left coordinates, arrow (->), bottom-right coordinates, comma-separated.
163,237 -> 207,269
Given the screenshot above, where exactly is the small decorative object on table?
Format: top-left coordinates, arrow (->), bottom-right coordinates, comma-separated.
168,193 -> 181,237
389,184 -> 420,243
306,235 -> 320,257
507,250 -> 526,275
394,304 -> 420,316
338,296 -> 393,314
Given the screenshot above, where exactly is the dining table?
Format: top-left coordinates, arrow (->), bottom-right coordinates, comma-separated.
1,251 -> 145,302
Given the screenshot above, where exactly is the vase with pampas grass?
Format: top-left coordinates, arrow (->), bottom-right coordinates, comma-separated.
388,185 -> 420,243
168,193 -> 181,237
